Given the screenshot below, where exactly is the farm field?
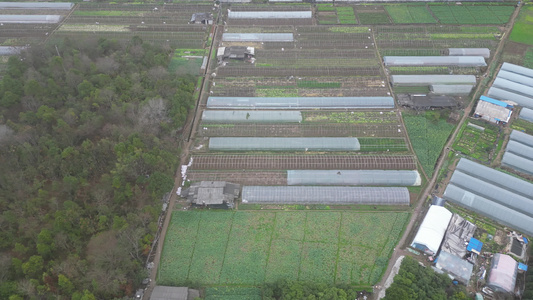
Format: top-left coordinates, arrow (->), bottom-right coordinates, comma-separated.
510,6 -> 533,46
158,210 -> 409,288
453,121 -> 502,163
402,112 -> 456,178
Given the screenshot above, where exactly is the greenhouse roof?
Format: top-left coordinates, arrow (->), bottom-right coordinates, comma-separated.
502,130 -> 533,176
390,75 -> 476,86
0,15 -> 62,23
498,70 -> 533,88
206,96 -> 395,109
209,137 -> 360,151
0,46 -> 25,56
0,2 -> 73,9
411,205 -> 452,255
501,62 -> 533,79
286,170 -> 421,186
487,254 -> 518,294
241,186 -> 410,205
201,110 -> 302,123
448,48 -> 490,59
435,250 -> 474,285
519,107 -> 533,122
222,33 -> 294,42
493,78 -> 533,99
431,84 -> 473,95
488,87 -> 533,109
384,56 -> 486,67
443,158 -> 533,236
228,11 -> 312,19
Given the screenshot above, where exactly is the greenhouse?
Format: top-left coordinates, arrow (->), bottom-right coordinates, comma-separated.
488,87 -> 533,109
286,170 -> 421,186
411,205 -> 453,255
206,96 -> 395,109
435,251 -> 473,284
0,15 -> 62,24
501,62 -> 533,79
448,48 -> 490,59
222,33 -> 294,42
430,84 -> 473,95
384,56 -> 486,67
0,2 -> 73,9
390,75 -> 476,87
0,46 -> 25,56
492,78 -> 533,98
498,70 -> 533,88
502,130 -> 533,176
209,137 -> 360,151
228,11 -> 312,19
241,186 -> 410,205
201,110 -> 302,123
519,107 -> 533,122
487,254 -> 518,294
443,158 -> 533,236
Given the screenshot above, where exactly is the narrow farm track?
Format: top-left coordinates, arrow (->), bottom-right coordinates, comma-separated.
374,4 -> 524,299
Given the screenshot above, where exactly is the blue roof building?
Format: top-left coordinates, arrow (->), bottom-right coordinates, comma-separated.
467,237 -> 483,254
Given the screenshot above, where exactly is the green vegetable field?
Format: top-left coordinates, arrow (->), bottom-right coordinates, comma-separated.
158,210 -> 409,288
429,4 -> 514,24
510,6 -> 533,46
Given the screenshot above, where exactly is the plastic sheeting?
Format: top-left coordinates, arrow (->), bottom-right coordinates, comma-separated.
286,170 -> 421,186
501,62 -> 533,79
222,33 -> 294,42
487,254 -> 518,293
498,70 -> 533,88
431,84 -> 473,95
435,250 -> 474,284
207,96 -> 395,109
493,78 -> 533,98
502,130 -> 533,175
519,108 -> 533,122
448,48 -> 490,59
202,110 -> 302,123
228,11 -> 312,19
488,87 -> 533,109
209,137 -> 361,151
411,205 -> 453,255
0,46 -> 25,56
0,2 -> 73,9
241,186 -> 410,205
384,56 -> 486,67
390,75 -> 476,86
0,15 -> 62,23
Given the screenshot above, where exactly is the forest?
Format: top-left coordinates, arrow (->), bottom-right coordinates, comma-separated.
0,37 -> 196,299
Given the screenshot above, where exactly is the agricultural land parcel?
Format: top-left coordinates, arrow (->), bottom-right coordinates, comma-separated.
158,211 -> 409,288
510,6 -> 533,46
453,121 -> 502,163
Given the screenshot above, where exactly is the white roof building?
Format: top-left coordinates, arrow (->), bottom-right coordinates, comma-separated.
411,205 -> 453,255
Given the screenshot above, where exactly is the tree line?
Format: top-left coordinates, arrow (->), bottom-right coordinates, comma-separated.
0,37 -> 196,299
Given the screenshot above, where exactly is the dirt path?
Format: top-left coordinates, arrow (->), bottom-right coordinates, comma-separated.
373,4 -> 523,299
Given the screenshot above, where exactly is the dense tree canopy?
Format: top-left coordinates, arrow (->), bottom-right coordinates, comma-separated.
383,257 -> 468,300
262,280 -> 361,300
0,37 -> 196,299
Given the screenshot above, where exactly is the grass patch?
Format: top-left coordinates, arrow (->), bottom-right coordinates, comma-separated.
297,81 -> 341,88
510,6 -> 533,45
430,4 -> 514,24
386,6 -> 436,24
168,49 -> 204,75
357,12 -> 391,24
159,211 -> 409,287
524,47 -> 533,69
452,120 -> 501,162
511,118 -> 533,135
328,26 -> 370,33
403,111 -> 455,177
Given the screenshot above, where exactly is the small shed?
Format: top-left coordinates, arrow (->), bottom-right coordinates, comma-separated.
467,238 -> 483,255
396,94 -> 458,109
442,214 -> 476,258
217,46 -> 254,63
150,286 -> 200,300
473,96 -> 513,124
487,254 -> 518,294
182,181 -> 240,208
435,250 -> 474,285
411,205 -> 453,255
189,13 -> 213,25
518,263 -> 528,272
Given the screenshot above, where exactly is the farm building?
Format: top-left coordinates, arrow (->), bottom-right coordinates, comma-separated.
181,181 -> 240,208
286,170 -> 421,186
217,47 -> 254,63
206,96 -> 395,109
383,56 -> 486,67
487,254 -> 518,294
189,13 -> 213,24
467,238 -> 483,255
208,137 -> 361,151
501,130 -> 533,176
0,2 -> 74,9
519,107 -> 533,122
473,96 -> 513,124
222,33 -> 294,42
448,48 -> 490,59
0,46 -> 26,56
202,110 -> 302,123
150,286 -> 200,300
411,205 -> 453,255
228,11 -> 312,19
441,214 -> 476,258
443,158 -> 533,236
396,94 -> 458,109
486,63 -> 533,109
435,250 -> 474,285
0,15 -> 62,24
390,75 -> 476,87
241,186 -> 410,205
430,84 -> 474,96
